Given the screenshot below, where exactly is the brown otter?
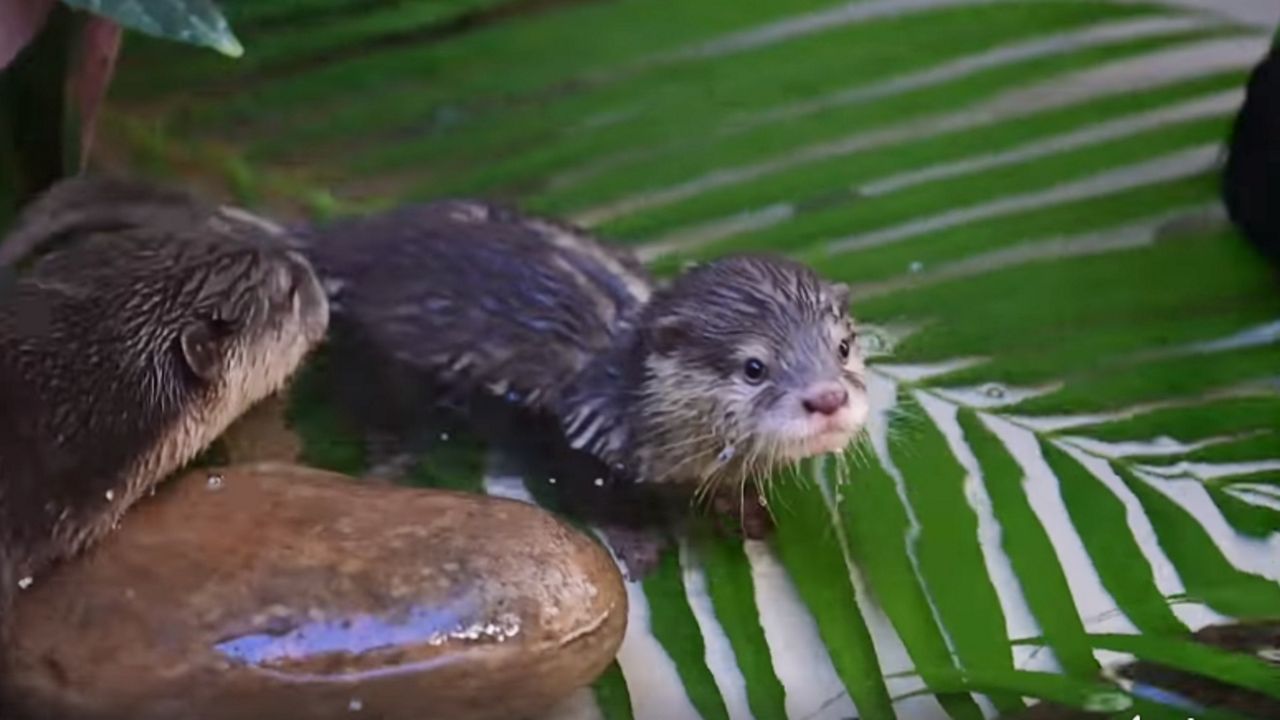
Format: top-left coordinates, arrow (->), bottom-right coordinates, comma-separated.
296,200 -> 869,576
0,175 -> 330,623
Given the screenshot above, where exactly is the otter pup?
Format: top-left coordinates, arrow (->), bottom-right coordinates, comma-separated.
298,200 -> 868,575
0,175 -> 330,620
1224,43 -> 1280,265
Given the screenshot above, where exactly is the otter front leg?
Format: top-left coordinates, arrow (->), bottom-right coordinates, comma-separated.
709,482 -> 775,540
600,523 -> 670,582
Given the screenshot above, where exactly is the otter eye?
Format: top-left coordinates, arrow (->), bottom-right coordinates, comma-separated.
743,358 -> 768,384
838,339 -> 851,360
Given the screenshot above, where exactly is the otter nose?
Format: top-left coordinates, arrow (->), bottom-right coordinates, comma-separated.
802,384 -> 848,416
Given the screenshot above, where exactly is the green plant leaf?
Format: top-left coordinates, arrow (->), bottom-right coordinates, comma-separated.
99,1 -> 1280,718
1086,632 -> 1280,703
61,0 -> 242,57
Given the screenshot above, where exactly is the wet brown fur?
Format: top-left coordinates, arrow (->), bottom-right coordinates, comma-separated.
298,200 -> 653,467
0,175 -> 329,625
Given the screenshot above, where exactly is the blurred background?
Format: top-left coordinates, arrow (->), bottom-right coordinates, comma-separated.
2,1 -> 1279,719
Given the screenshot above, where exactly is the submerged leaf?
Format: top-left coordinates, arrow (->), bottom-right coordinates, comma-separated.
60,0 -> 243,57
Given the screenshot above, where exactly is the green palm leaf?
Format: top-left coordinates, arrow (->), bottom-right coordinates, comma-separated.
61,0 -> 242,56
106,0 -> 1280,717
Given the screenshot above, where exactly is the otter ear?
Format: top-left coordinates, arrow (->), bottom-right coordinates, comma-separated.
647,318 -> 689,356
829,282 -> 851,311
179,321 -> 224,382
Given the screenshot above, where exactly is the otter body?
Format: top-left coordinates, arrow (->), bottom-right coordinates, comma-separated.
301,201 -> 653,474
0,176 -> 330,617
301,200 -> 869,569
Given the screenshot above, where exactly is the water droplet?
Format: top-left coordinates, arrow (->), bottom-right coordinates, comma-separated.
104,490 -> 114,501
17,577 -> 33,590
348,698 -> 364,712
547,477 -> 557,485
593,478 -> 605,487
716,445 -> 736,463
758,496 -> 769,508
504,390 -> 522,403
982,383 -> 1006,399
908,260 -> 924,273
207,474 -> 224,490
1082,691 -> 1132,713
439,432 -> 450,441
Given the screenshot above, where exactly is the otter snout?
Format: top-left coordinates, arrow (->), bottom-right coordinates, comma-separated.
802,383 -> 849,416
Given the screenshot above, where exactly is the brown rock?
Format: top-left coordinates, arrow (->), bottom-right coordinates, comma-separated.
3,463 -> 627,720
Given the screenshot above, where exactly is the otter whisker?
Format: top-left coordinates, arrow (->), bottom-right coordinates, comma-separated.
692,463 -> 731,510
834,451 -> 851,488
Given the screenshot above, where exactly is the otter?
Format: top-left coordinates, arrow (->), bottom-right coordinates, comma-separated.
0,175 -> 330,623
296,200 -> 869,576
1224,43 -> 1280,266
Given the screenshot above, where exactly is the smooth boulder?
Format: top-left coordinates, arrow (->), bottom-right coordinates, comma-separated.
3,463 -> 627,720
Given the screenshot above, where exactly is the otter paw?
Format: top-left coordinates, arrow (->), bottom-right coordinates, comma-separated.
709,485 -> 775,540
601,525 -> 668,581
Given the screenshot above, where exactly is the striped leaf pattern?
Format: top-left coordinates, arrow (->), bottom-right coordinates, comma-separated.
106,1 -> 1280,718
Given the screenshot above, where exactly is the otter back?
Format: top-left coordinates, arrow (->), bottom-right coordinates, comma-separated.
300,200 -> 653,445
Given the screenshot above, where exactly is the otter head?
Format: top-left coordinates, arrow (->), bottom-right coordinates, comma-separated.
104,226 -> 330,492
634,254 -> 868,491
10,216 -> 330,558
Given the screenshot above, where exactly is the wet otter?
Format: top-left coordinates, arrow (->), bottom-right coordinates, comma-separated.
0,175 -> 330,622
297,200 -> 869,575
1224,43 -> 1280,265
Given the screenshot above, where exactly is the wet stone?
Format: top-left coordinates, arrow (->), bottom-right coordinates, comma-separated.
2,463 -> 627,720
